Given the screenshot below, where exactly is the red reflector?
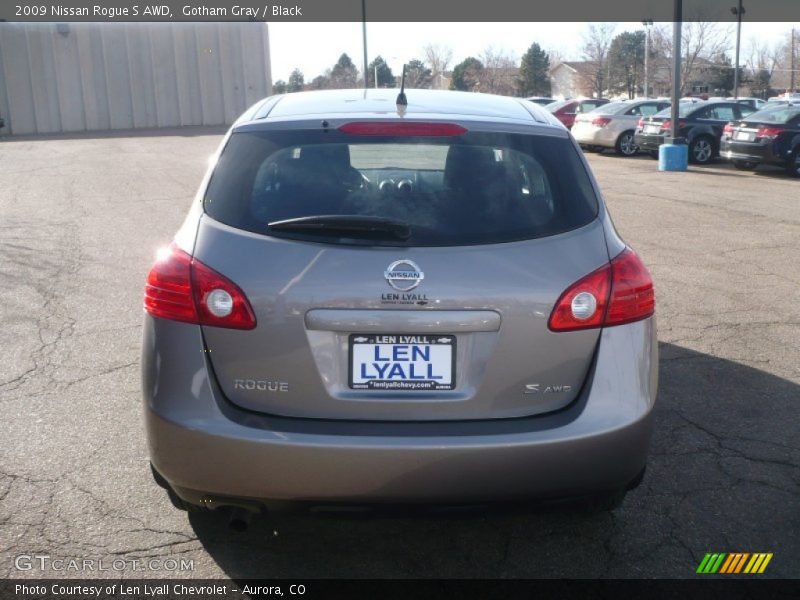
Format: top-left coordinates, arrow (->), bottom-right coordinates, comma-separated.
549,248 -> 654,332
144,243 -> 256,330
591,117 -> 612,127
338,122 -> 468,137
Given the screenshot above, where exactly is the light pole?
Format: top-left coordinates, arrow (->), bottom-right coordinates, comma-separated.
642,19 -> 653,98
731,1 -> 745,98
361,0 -> 369,90
792,27 -> 796,93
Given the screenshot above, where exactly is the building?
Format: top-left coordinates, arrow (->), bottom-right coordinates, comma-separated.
0,22 -> 271,135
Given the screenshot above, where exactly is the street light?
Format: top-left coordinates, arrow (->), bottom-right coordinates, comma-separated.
361,0 -> 369,89
642,19 -> 653,98
731,1 -> 745,99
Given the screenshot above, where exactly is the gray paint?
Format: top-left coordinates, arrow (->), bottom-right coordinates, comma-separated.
0,22 -> 271,135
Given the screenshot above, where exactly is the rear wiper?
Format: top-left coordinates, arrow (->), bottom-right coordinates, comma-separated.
268,215 -> 411,240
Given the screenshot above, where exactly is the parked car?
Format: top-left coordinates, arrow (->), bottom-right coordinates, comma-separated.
526,96 -> 555,106
572,99 -> 670,156
143,89 -> 657,521
728,97 -> 768,111
545,97 -> 610,129
720,103 -> 800,177
634,100 -> 756,164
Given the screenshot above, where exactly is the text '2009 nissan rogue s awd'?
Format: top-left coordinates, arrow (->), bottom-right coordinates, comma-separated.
142,89 -> 657,519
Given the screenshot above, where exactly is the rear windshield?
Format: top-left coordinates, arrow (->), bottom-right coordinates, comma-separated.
203,130 -> 599,247
744,106 -> 800,124
654,102 -> 705,118
589,101 -> 627,114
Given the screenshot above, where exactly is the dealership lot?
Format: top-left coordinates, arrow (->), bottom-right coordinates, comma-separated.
0,131 -> 798,579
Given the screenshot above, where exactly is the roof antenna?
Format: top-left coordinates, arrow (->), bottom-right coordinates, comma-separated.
396,64 -> 408,107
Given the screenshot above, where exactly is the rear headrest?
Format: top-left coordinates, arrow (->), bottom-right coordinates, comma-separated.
444,145 -> 504,190
298,144 -> 352,171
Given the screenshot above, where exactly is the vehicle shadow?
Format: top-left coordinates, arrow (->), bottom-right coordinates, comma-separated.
188,342 -> 800,578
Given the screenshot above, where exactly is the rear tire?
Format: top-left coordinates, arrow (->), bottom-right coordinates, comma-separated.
786,148 -> 800,178
689,135 -> 715,165
732,160 -> 757,171
615,131 -> 638,156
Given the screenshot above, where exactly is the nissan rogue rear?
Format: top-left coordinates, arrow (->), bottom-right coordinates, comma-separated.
142,89 -> 658,517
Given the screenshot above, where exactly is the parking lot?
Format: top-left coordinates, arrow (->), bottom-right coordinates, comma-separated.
1,130 -> 798,579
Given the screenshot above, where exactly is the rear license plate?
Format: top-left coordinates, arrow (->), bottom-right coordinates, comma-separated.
735,131 -> 755,141
349,334 -> 455,391
645,124 -> 661,134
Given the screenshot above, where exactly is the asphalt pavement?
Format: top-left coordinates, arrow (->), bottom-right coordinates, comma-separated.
1,130 -> 798,579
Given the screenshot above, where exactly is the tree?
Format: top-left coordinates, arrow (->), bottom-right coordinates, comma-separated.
607,31 -> 645,99
705,52 -> 735,95
287,68 -> 304,92
272,80 -> 287,94
423,43 -> 453,89
478,46 -> 517,95
450,57 -> 483,92
367,56 -> 395,88
750,69 -> 773,98
309,73 -> 331,90
581,23 -> 617,97
517,42 -> 551,96
330,53 -> 358,89
405,59 -> 433,89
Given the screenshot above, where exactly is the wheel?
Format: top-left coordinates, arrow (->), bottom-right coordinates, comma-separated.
786,148 -> 800,178
689,135 -> 715,165
615,131 -> 639,156
648,150 -> 659,160
732,160 -> 757,171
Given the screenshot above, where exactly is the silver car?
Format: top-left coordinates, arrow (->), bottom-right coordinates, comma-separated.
572,99 -> 670,155
142,89 -> 657,522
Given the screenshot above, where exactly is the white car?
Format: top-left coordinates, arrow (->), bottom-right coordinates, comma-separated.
571,99 -> 670,156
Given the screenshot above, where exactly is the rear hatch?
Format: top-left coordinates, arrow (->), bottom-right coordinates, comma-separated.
196,122 -> 608,421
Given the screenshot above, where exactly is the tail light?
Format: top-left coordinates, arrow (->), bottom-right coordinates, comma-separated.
144,243 -> 256,330
637,118 -> 646,129
548,248 -> 655,332
660,120 -> 686,132
338,122 -> 468,136
757,126 -> 784,139
723,123 -> 734,135
591,117 -> 612,127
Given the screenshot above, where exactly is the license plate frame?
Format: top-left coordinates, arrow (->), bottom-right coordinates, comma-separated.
735,131 -> 755,142
348,334 -> 456,391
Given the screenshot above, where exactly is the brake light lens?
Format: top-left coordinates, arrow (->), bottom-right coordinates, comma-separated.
338,122 -> 468,137
144,243 -> 256,330
757,126 -> 784,139
660,119 -> 686,131
548,248 -> 654,332
591,117 -> 612,127
637,118 -> 646,129
723,123 -> 734,135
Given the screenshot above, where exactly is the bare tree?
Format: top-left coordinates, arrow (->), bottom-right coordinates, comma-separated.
478,46 -> 517,95
581,23 -> 617,97
649,22 -> 731,96
423,43 -> 453,89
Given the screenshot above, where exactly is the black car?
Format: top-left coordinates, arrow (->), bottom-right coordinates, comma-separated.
720,104 -> 800,177
634,101 -> 756,164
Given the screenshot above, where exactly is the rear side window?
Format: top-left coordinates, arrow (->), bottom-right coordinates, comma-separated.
204,130 -> 599,247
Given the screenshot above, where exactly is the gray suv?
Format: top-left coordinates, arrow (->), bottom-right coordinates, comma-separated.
143,89 -> 657,519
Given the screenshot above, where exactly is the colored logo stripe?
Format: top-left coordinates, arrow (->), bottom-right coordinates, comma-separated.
697,553 -> 773,574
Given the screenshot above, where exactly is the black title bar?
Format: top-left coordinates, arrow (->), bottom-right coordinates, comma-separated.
2,0 -> 799,22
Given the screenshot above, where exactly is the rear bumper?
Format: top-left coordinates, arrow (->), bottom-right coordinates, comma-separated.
142,316 -> 658,504
720,139 -> 783,165
572,123 -> 616,147
634,133 -> 664,153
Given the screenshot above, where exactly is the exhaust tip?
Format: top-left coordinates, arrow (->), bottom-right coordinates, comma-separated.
228,507 -> 252,532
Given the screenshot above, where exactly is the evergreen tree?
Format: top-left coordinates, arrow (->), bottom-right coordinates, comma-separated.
450,57 -> 483,91
517,43 -> 551,96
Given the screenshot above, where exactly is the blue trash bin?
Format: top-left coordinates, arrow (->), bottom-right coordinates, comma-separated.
659,143 -> 688,171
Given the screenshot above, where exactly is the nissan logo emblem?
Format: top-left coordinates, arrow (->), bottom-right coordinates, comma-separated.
384,260 -> 424,292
